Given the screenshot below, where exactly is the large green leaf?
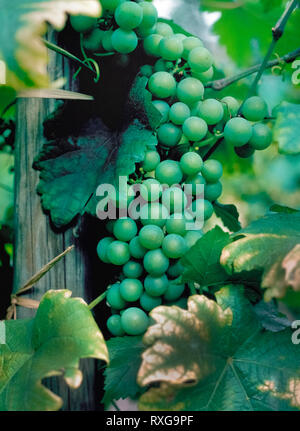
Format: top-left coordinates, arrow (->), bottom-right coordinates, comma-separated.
138,286 -> 300,411
273,102 -> 300,155
0,289 -> 108,411
0,0 -> 101,89
220,213 -> 300,301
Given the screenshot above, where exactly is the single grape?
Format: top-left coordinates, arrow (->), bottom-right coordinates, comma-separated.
166,213 -> 188,236
106,283 -> 127,309
248,123 -> 272,150
184,230 -> 203,248
101,0 -> 123,12
123,260 -> 143,278
155,160 -> 183,187
242,96 -> 268,122
138,1 -> 158,29
180,152 -> 203,176
184,173 -> 206,196
107,315 -> 125,336
121,307 -> 149,335
197,99 -> 224,125
144,274 -> 169,296
70,15 -> 97,33
113,217 -> 137,242
111,28 -> 138,54
140,292 -> 162,312
204,181 -> 222,202
167,260 -> 185,278
162,234 -> 187,258
129,236 -> 147,259
159,36 -> 184,61
183,117 -> 208,142
154,58 -> 171,72
201,159 -> 223,183
115,1 -> 143,29
169,102 -> 191,125
120,278 -> 143,302
191,66 -> 214,83
140,178 -> 162,201
97,237 -> 114,263
148,71 -> 177,99
106,240 -> 130,265
139,224 -> 164,249
102,30 -> 114,51
140,203 -> 169,227
177,77 -> 204,106
142,150 -> 161,172
83,28 -> 105,51
182,36 -> 203,60
224,117 -> 253,147
152,100 -> 170,123
140,64 -> 153,78
143,249 -> 169,276
144,34 -> 163,57
155,22 -> 174,37
188,47 -> 213,73
164,281 -> 185,301
191,199 -> 214,220
136,23 -> 156,38
161,187 -> 187,213
221,96 -> 239,118
157,123 -> 182,147
234,143 -> 255,158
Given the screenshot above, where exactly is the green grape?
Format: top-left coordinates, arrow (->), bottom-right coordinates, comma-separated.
166,213 -> 187,236
204,181 -> 222,202
221,96 -> 239,118
97,237 -> 114,263
115,1 -> 143,29
106,220 -> 115,233
157,123 -> 182,147
129,236 -> 147,259
148,71 -> 177,99
182,36 -> 203,60
184,230 -> 203,248
162,234 -> 187,258
144,274 -> 169,296
140,292 -> 162,311
248,123 -> 272,150
121,307 -> 149,335
155,22 -> 174,37
166,297 -> 188,309
174,33 -> 187,42
142,150 -> 161,172
102,0 -> 123,12
191,66 -> 214,83
177,77 -> 204,106
120,278 -> 143,302
83,28 -> 105,51
155,160 -> 183,187
184,173 -> 206,196
197,99 -> 224,125
123,260 -> 143,278
106,283 -> 127,309
111,28 -> 138,54
164,281 -> 185,301
140,65 -> 153,78
140,203 -> 169,227
70,15 -> 97,33
152,100 -> 170,123
234,144 -> 255,158
139,224 -> 164,249
169,102 -> 190,125
140,178 -> 162,201
102,30 -> 114,51
161,187 -> 187,213
242,96 -> 268,122
113,217 -> 137,242
159,36 -> 184,61
106,240 -> 130,265
182,117 -> 208,142
201,159 -> 223,183
136,23 -> 156,38
224,117 -> 252,147
180,152 -> 203,176
188,47 -> 213,73
143,249 -> 169,276
167,260 -> 185,278
191,199 -> 214,220
154,58 -> 169,72
143,34 -> 163,57
138,1 -> 158,29
107,315 -> 125,336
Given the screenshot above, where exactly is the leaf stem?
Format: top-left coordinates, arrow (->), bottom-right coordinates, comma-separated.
88,291 -> 107,310
203,136 -> 224,161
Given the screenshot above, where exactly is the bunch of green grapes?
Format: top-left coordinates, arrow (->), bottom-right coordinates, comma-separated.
97,151 -> 223,337
70,0 -> 158,55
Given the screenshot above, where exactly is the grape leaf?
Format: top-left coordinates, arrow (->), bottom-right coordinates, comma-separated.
180,226 -> 231,287
220,213 -> 300,301
270,204 -> 299,214
253,300 -> 290,332
102,336 -> 145,406
138,286 -> 300,411
273,102 -> 300,155
0,0 -> 101,89
213,202 -> 241,232
0,289 -> 108,411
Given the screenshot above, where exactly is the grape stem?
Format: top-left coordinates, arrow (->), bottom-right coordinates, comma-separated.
205,47 -> 300,91
88,291 -> 107,310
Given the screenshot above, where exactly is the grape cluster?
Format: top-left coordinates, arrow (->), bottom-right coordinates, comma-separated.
70,0 -> 158,55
